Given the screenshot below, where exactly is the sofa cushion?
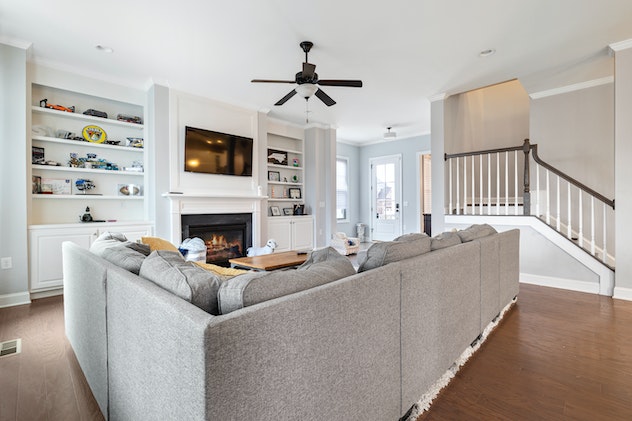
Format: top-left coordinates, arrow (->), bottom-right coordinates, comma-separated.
218,247 -> 355,314
430,232 -> 462,250
139,250 -> 222,315
456,224 -> 497,242
101,244 -> 147,275
89,231 -> 127,256
358,234 -> 431,272
394,233 -> 428,242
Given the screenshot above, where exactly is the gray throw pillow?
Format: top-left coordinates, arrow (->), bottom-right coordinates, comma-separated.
101,244 -> 147,275
218,247 -> 355,314
358,234 -> 431,272
431,232 -> 462,250
89,231 -> 127,256
139,250 -> 223,315
456,224 -> 497,242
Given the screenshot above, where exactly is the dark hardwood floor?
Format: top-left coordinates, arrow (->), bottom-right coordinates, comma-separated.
1,284 -> 631,420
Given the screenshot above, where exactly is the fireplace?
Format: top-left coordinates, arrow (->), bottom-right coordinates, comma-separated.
181,213 -> 252,266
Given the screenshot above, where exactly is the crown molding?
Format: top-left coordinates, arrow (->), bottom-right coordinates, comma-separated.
609,39 -> 632,52
529,76 -> 614,100
0,36 -> 32,50
428,93 -> 448,102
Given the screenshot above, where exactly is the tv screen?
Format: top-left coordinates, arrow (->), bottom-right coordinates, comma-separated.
184,126 -> 253,176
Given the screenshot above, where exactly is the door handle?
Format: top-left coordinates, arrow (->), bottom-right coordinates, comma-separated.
395,203 -> 400,213
376,212 -> 379,219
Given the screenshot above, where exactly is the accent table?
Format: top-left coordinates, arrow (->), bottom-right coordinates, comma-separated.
229,251 -> 308,271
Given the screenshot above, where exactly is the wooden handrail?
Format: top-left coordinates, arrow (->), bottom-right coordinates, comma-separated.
445,145 -> 523,160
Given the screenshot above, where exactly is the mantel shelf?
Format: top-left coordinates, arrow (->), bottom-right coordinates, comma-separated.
162,193 -> 269,200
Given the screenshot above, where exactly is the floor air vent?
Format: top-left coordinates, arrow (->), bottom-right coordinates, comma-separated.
0,338 -> 21,357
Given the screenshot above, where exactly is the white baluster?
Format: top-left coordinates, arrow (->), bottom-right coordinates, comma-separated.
567,182 -> 572,239
496,152 -> 500,215
603,202 -> 607,264
505,151 -> 509,215
488,153 -> 492,215
546,170 -> 550,225
463,155 -> 467,214
556,176 -> 560,231
472,155 -> 475,216
480,155 -> 483,215
514,150 -> 518,215
456,157 -> 460,215
536,164 -> 540,217
591,197 -> 595,255
578,190 -> 583,248
449,159 -> 453,214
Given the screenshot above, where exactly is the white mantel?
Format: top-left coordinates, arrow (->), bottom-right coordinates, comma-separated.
163,193 -> 267,247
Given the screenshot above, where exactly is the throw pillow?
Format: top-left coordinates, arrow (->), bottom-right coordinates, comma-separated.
456,224 -> 497,243
218,246 -> 355,314
430,232 -> 462,250
89,231 -> 127,256
358,235 -> 431,272
139,250 -> 222,315
101,244 -> 147,275
140,236 -> 180,253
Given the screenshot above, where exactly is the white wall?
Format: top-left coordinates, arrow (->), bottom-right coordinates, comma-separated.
0,43 -> 29,305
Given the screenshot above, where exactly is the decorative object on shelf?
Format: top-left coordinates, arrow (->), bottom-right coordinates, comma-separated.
32,146 -> 45,164
105,139 -> 121,145
267,148 -> 288,165
289,187 -> 301,199
32,125 -> 53,137
83,109 -> 108,118
293,204 -> 305,215
39,98 -> 75,113
283,177 -> 288,182
32,176 -> 41,194
117,114 -> 143,124
126,137 -> 144,148
118,184 -> 143,196
292,157 -> 300,167
283,207 -> 292,215
270,205 -> 281,216
55,129 -> 84,141
75,179 -> 95,194
69,152 -> 80,167
41,178 -> 71,195
82,125 -> 107,143
246,239 -> 277,257
268,170 -> 280,182
292,174 -> 299,183
80,206 -> 93,222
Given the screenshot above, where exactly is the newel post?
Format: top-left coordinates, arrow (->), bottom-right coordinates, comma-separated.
522,138 -> 531,215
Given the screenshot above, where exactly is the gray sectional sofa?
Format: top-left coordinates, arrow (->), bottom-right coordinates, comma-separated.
63,225 -> 519,420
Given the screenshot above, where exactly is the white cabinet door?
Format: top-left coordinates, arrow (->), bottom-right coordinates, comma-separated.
29,226 -> 98,291
268,217 -> 293,252
292,217 -> 314,251
106,224 -> 153,242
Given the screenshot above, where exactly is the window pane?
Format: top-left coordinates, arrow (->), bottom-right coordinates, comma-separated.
336,158 -> 349,220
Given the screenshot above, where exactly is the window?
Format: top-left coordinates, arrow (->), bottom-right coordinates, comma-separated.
336,157 -> 349,221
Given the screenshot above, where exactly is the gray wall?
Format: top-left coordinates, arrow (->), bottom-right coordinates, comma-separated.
0,43 -> 29,299
358,135 -> 432,238
335,142 -> 361,237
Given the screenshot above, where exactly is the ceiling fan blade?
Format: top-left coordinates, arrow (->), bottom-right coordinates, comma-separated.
251,79 -> 295,84
274,89 -> 297,106
315,88 -> 336,106
302,62 -> 316,79
317,79 -> 363,88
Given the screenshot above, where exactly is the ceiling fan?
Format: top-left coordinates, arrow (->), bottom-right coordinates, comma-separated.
252,41 -> 362,107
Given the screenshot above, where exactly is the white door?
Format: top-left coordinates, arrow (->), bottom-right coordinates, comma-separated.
370,155 -> 402,241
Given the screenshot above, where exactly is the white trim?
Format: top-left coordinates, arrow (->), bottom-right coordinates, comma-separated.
609,39 -> 632,52
520,273 -> 599,295
30,288 -> 63,300
0,36 -> 32,50
428,93 -> 448,102
529,77 -> 614,99
445,214 -> 615,296
613,286 -> 632,301
0,292 -> 31,308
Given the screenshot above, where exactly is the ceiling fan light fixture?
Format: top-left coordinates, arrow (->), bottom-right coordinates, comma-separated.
383,127 -> 397,140
296,83 -> 318,99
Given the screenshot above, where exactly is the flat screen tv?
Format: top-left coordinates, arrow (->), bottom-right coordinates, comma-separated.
184,126 -> 253,176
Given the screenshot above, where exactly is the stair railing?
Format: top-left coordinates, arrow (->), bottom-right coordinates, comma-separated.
445,139 -> 615,267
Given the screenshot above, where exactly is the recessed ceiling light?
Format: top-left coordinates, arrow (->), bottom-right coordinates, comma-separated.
95,45 -> 114,53
479,49 -> 496,57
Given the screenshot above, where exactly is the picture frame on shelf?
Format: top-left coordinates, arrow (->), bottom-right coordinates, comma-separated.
289,187 -> 302,199
118,184 -> 143,196
293,204 -> 305,215
268,170 -> 280,182
267,148 -> 288,165
283,207 -> 292,216
32,146 -> 45,164
32,176 -> 41,194
270,206 -> 281,216
41,178 -> 71,195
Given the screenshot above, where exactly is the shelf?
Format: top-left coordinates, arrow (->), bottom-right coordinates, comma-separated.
32,194 -> 143,200
267,164 -> 303,170
268,181 -> 303,186
268,198 -> 304,202
32,106 -> 144,129
32,164 -> 144,176
32,135 -> 144,153
267,147 -> 302,155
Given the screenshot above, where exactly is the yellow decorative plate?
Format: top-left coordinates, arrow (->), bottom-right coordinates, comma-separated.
82,125 -> 107,143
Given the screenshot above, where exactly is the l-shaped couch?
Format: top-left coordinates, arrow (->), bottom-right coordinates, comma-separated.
63,225 -> 519,420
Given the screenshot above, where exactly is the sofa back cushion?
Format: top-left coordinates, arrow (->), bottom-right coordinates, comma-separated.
139,250 -> 222,315
456,224 -> 497,242
430,231 -> 462,250
89,231 -> 128,256
101,244 -> 147,275
358,234 -> 431,272
218,247 -> 355,314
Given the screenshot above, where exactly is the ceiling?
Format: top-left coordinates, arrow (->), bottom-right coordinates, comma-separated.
2,0 -> 632,144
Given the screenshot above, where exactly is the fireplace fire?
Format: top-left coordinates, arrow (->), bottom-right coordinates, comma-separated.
181,213 -> 252,266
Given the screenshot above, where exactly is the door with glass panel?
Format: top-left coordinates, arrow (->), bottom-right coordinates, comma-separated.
370,155 -> 402,241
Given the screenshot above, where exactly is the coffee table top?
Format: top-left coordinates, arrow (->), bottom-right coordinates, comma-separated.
229,251 -> 308,271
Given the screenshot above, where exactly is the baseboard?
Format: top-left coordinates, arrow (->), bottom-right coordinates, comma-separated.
520,273 -> 600,295
0,291 -> 31,308
30,288 -> 63,300
613,286 -> 632,301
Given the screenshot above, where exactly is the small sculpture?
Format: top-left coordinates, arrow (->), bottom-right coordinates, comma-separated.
246,239 -> 277,257
80,206 -> 93,222
75,179 -> 95,194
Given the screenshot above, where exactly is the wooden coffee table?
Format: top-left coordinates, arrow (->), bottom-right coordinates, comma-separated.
229,251 -> 308,271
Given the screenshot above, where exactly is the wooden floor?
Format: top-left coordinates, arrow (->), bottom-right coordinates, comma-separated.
1,284 -> 632,420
